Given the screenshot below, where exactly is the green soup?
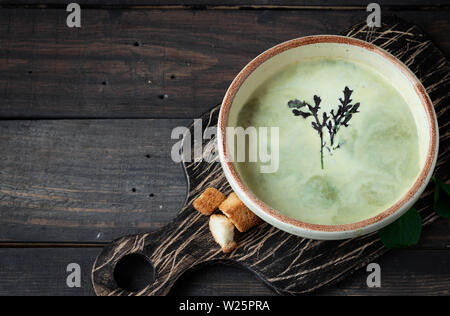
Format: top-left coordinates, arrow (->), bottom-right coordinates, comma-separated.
235,58 -> 421,225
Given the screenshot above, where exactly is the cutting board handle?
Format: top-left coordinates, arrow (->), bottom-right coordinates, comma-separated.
92,211 -> 221,296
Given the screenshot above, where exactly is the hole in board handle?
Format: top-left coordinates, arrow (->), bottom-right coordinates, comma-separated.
113,253 -> 155,292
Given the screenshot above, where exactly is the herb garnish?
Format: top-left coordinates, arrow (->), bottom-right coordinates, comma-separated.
378,177 -> 450,249
288,87 -> 360,169
288,95 -> 327,169
378,208 -> 422,248
327,87 -> 360,147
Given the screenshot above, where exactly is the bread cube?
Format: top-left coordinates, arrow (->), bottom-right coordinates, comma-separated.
219,192 -> 262,232
193,187 -> 226,216
209,214 -> 237,253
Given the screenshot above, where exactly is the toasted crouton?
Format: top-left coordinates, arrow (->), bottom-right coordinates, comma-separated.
219,192 -> 262,232
193,187 -> 226,216
209,214 -> 237,253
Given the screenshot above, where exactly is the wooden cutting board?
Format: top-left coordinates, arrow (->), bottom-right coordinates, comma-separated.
92,17 -> 450,296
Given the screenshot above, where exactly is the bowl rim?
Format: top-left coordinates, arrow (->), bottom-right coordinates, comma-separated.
217,35 -> 438,234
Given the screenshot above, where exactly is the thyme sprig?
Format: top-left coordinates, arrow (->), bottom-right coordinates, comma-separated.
288,87 -> 360,169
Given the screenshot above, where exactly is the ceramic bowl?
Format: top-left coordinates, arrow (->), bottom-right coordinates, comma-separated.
217,35 -> 439,240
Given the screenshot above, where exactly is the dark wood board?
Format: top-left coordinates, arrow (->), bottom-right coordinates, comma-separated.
0,119 -> 188,242
92,17 -> 450,296
0,1 -> 449,7
0,117 -> 447,245
172,249 -> 450,296
171,250 -> 450,296
0,9 -> 449,119
0,248 -> 448,295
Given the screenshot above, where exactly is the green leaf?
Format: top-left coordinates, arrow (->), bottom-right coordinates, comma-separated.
433,177 -> 450,219
378,208 -> 422,248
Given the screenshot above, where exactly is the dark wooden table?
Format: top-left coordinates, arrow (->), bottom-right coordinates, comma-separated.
0,1 -> 449,296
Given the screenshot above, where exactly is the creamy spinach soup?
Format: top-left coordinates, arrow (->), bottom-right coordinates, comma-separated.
235,58 -> 421,225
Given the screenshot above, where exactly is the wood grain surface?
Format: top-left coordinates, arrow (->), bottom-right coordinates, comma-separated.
0,248 -> 448,296
0,117 -> 448,244
0,9 -> 449,119
0,2 -> 449,296
0,1 -> 448,7
0,119 -> 188,242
